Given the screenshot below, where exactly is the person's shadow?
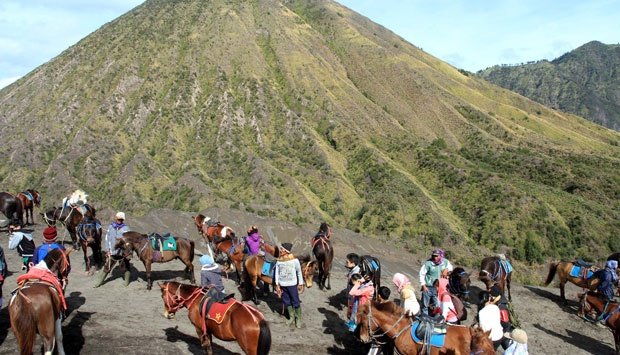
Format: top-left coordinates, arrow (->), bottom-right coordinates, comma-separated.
317,307 -> 367,354
63,310 -> 95,354
533,323 -> 615,354
0,304 -> 10,347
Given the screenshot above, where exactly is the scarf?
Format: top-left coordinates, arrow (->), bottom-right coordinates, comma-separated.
392,272 -> 411,293
431,249 -> 445,265
112,221 -> 126,230
606,260 -> 618,283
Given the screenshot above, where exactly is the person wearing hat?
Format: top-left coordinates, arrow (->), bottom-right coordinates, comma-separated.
8,222 -> 36,271
419,248 -> 453,315
32,226 -> 66,265
478,291 -> 508,350
200,254 -> 224,292
103,211 -> 130,259
274,242 -> 304,328
504,328 -> 529,355
245,225 -> 264,256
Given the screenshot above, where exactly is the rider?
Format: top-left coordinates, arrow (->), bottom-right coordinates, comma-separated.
200,254 -> 225,292
348,272 -> 375,332
478,291 -> 510,350
274,242 -> 304,329
103,212 -> 130,259
392,272 -> 420,317
435,278 -> 459,324
597,259 -> 618,302
32,226 -> 66,264
245,225 -> 264,256
419,249 -> 453,315
8,222 -> 36,271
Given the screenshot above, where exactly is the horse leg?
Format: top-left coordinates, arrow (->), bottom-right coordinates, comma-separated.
326,268 -> 331,290
40,318 -> 57,355
54,316 -> 65,355
559,278 -> 567,301
507,274 -> 512,302
251,274 -> 261,305
198,332 -> 214,355
145,261 -> 153,290
83,243 -> 90,273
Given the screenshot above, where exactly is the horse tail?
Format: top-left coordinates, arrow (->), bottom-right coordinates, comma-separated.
545,262 -> 558,286
11,291 -> 38,355
257,319 -> 272,355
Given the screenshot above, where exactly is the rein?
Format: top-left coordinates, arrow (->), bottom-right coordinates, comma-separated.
365,303 -> 412,343
164,283 -> 205,313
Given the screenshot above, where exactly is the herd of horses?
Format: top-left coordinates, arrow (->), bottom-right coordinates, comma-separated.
2,191 -> 620,354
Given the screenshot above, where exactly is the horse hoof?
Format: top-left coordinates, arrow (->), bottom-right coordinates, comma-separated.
326,285 -> 331,290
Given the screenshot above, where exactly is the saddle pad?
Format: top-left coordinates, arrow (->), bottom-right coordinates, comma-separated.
262,260 -> 275,277
150,236 -> 177,251
570,265 -> 593,279
207,298 -> 236,324
499,259 -> 513,274
411,320 -> 446,348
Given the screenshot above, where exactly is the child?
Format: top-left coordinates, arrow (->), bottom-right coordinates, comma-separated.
436,278 -> 459,324
245,225 -> 264,256
347,272 -> 375,332
345,253 -> 361,328
504,328 -> 529,355
368,286 -> 395,355
200,254 -> 224,292
392,272 -> 420,317
377,286 -> 391,303
8,223 -> 35,271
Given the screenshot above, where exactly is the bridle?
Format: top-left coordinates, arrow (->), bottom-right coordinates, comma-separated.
42,209 -> 57,226
361,303 -> 412,345
449,270 -> 471,298
162,282 -> 205,314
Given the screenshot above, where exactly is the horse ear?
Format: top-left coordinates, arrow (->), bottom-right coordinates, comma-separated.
157,281 -> 165,290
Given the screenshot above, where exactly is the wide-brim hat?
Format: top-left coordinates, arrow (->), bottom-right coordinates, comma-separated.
115,211 -> 126,220
43,226 -> 58,242
281,242 -> 293,253
505,328 -> 528,344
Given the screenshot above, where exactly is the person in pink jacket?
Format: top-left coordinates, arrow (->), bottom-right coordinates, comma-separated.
436,278 -> 459,324
347,273 -> 375,331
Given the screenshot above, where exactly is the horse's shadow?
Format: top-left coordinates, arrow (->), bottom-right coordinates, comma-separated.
0,305 -> 10,346
63,310 -> 95,354
134,269 -> 195,284
317,307 -> 367,354
533,323 -> 615,354
163,326 -> 238,355
524,286 -> 579,312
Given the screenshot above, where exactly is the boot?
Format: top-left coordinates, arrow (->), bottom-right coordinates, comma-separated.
286,306 -> 295,326
124,270 -> 131,286
294,307 -> 302,328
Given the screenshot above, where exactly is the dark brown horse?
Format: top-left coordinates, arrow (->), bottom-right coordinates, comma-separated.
579,291 -> 620,354
159,281 -> 271,355
545,260 -> 599,301
75,215 -> 103,274
9,248 -> 71,355
0,191 -> 24,227
356,300 -> 495,355
213,237 -> 245,282
240,253 -> 316,304
16,190 -> 41,225
479,255 -> 513,301
359,255 -> 382,300
42,204 -> 96,250
448,267 -> 472,304
312,231 -> 333,290
115,231 -> 195,290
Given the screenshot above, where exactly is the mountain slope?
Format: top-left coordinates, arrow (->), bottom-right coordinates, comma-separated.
0,0 -> 619,263
478,41 -> 620,131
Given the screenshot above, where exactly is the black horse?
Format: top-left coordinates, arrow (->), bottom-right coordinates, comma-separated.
359,255 -> 381,300
42,204 -> 96,251
312,233 -> 333,290
0,192 -> 24,227
448,267 -> 472,304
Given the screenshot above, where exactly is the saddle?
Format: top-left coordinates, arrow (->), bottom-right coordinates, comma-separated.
200,288 -> 236,327
147,233 -> 177,252
411,316 -> 447,349
575,259 -> 593,268
261,259 -> 277,277
205,219 -> 220,227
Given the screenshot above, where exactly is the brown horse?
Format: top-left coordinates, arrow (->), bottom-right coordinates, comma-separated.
75,215 -> 103,274
0,191 -> 24,227
478,255 -> 513,301
240,253 -> 317,304
9,248 -> 71,355
356,300 -> 495,355
42,204 -> 96,251
545,260 -> 600,301
115,231 -> 195,290
16,189 -> 41,225
159,281 -> 271,355
448,267 -> 472,304
213,237 -> 246,282
312,232 -> 333,290
579,291 -> 620,354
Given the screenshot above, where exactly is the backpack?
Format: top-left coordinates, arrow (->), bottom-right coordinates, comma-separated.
449,293 -> 467,321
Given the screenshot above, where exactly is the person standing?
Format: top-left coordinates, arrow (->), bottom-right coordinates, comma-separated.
8,223 -> 36,271
274,242 -> 304,328
103,212 -> 130,258
478,291 -> 509,350
419,249 -> 453,315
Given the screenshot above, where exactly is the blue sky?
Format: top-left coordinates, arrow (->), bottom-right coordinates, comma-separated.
1,0 -> 618,89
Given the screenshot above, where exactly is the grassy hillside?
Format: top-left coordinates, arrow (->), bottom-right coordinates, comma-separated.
478,41 -> 620,131
0,0 -> 618,264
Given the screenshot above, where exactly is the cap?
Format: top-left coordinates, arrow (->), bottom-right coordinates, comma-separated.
200,254 -> 214,266
43,226 -> 58,242
281,242 -> 293,253
505,329 -> 528,344
115,211 -> 126,220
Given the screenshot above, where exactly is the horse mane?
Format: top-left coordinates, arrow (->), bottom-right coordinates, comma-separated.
297,254 -> 312,264
319,222 -> 330,234
122,231 -> 147,243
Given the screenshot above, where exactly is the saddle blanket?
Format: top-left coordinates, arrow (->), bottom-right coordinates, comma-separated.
411,320 -> 446,348
207,298 -> 236,324
499,259 -> 513,274
149,234 -> 177,251
262,260 -> 276,277
16,263 -> 67,310
570,265 -> 594,279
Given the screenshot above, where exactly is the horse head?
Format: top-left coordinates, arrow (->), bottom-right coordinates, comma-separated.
469,326 -> 494,354
302,260 -> 318,288
192,215 -> 205,234
159,281 -> 181,319
29,189 -> 42,207
44,248 -> 71,288
356,301 -> 373,343
449,267 -> 471,302
41,207 -> 59,226
114,235 -> 135,260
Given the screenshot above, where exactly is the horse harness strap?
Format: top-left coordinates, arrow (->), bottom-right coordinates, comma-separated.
367,303 -> 412,342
